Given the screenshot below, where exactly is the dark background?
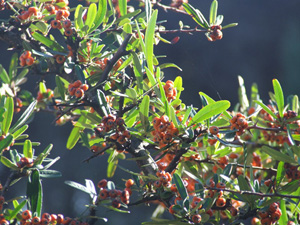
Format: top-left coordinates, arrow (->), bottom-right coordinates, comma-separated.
1,0 -> 300,224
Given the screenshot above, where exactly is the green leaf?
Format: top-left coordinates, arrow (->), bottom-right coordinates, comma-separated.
85,3 -> 97,33
182,3 -> 209,29
74,4 -> 84,30
276,161 -> 285,188
118,0 -> 127,16
34,144 -> 53,165
123,23 -> 132,33
32,32 -> 65,52
107,158 -> 118,178
253,100 -> 277,120
222,23 -> 238,29
55,75 -> 66,101
173,173 -> 189,211
188,100 -> 230,126
27,170 -> 43,217
10,100 -> 37,133
139,95 -> 150,131
66,116 -> 86,150
159,63 -> 182,71
2,96 -> 14,135
9,53 -> 18,80
262,146 -> 297,164
65,180 -> 90,194
97,89 -> 111,116
23,140 -> 33,159
145,10 -> 158,74
209,0 -> 218,25
90,0 -> 107,33
135,20 -> 146,53
237,76 -> 249,111
39,170 -> 62,178
75,65 -> 86,83
7,200 -> 27,220
292,95 -> 299,112
272,79 -> 284,118
0,134 -> 14,153
278,200 -> 288,224
132,52 -> 143,95
0,155 -> 18,170
0,64 -> 10,83
12,125 -> 28,139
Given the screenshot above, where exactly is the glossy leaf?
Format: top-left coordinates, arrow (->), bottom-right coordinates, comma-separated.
97,89 -> 111,116
253,100 -> 277,120
27,170 -> 43,217
262,146 -> 297,164
85,3 -> 97,33
23,139 -> 33,159
145,10 -> 158,74
55,75 -> 66,101
209,0 -> 218,25
222,23 -> 238,29
0,134 -> 14,152
188,100 -> 230,126
7,200 -> 27,220
139,95 -> 150,131
107,158 -> 118,178
10,100 -> 37,133
183,3 -> 209,29
272,79 -> 284,118
276,161 -> 285,188
32,32 -> 65,52
90,0 -> 107,33
1,155 -> 18,170
118,0 -> 127,16
66,116 -> 87,150
159,63 -> 182,71
173,173 -> 189,211
2,96 -> 14,135
12,125 -> 28,139
0,64 -> 10,83
278,200 -> 288,224
74,4 -> 84,30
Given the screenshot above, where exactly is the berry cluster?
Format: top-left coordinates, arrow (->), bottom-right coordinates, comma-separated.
212,155 -> 229,173
284,163 -> 300,180
68,80 -> 89,99
97,179 -> 133,208
207,25 -> 223,41
163,80 -> 177,102
153,170 -> 172,188
257,202 -> 282,225
230,113 -> 248,136
17,6 -> 41,21
37,89 -> 54,102
19,210 -> 85,225
151,115 -> 179,148
95,115 -> 131,152
19,51 -> 34,67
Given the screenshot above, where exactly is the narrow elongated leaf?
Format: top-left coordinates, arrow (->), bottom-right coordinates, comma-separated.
74,4 -> 84,30
159,63 -> 182,71
97,89 -> 111,116
253,100 -> 277,120
10,100 -> 37,133
34,144 -> 53,165
132,53 -> 143,95
66,116 -> 86,150
209,0 -> 218,25
27,170 -> 43,217
173,173 -> 189,211
85,3 -> 97,33
135,20 -> 146,53
188,100 -> 230,126
39,170 -> 62,178
262,146 -> 297,164
182,3 -> 209,29
55,75 -> 66,100
145,10 -> 158,74
222,23 -> 238,29
12,125 -> 28,139
32,32 -> 65,52
90,0 -> 107,33
238,76 -> 249,111
23,140 -> 33,159
0,64 -> 10,83
1,156 -> 18,170
107,158 -> 118,178
2,96 -> 14,135
278,200 -> 288,224
174,76 -> 183,99
9,53 -> 18,80
276,161 -> 285,188
273,79 -> 284,118
65,180 -> 90,194
7,200 -> 27,220
118,0 -> 127,16
139,95 -> 150,130
0,134 -> 14,152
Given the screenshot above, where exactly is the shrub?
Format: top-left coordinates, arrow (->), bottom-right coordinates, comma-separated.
0,0 -> 299,225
